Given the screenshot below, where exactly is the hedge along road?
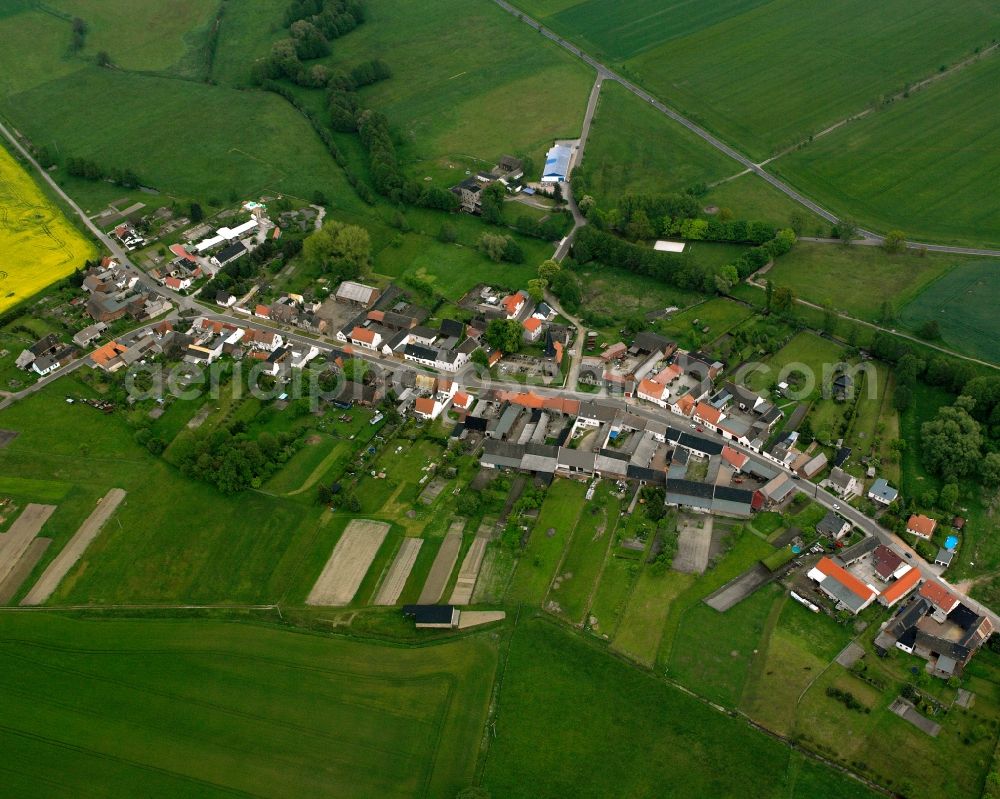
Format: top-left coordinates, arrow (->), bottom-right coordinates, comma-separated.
489,0 -> 1000,257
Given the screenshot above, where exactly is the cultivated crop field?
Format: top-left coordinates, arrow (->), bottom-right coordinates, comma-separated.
0,145 -> 95,313
0,613 -> 497,799
899,261 -> 1000,364
775,55 -> 1000,248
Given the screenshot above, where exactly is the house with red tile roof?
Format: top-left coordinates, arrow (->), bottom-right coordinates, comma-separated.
671,394 -> 695,417
694,401 -> 723,429
413,396 -> 443,420
919,581 -> 960,620
522,316 -> 543,341
453,391 -> 474,411
637,378 -> 668,408
89,341 -> 128,372
720,446 -> 748,472
254,304 -> 271,319
501,293 -> 525,319
350,326 -> 381,350
906,514 -> 937,540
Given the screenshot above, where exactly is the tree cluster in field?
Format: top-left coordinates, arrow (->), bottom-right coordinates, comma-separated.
872,337 -> 1000,490
302,218 -> 372,283
69,17 -> 87,52
478,232 -> 523,264
484,319 -> 524,354
172,423 -> 304,493
62,157 -> 142,189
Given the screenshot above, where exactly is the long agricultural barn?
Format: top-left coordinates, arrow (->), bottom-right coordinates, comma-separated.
541,144 -> 572,182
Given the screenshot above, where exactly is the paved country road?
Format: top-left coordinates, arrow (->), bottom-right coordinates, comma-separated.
488,0 -> 1000,258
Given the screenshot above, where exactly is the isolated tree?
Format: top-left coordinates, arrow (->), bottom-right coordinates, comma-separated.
480,183 -> 506,225
527,278 -> 548,302
95,50 -> 111,67
878,300 -> 896,325
772,286 -> 795,314
884,229 -> 906,254
834,217 -> 857,245
893,384 -> 913,413
303,219 -> 371,280
188,202 -> 204,223
939,483 -> 960,511
822,305 -> 838,335
764,279 -> 774,310
537,259 -> 561,283
550,269 -> 581,312
478,233 -> 508,263
918,319 -> 941,340
438,223 -> 457,243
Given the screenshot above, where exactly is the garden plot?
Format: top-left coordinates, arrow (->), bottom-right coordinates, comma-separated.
449,535 -> 489,606
673,515 -> 712,574
373,537 -> 423,606
419,521 -> 464,604
0,503 -> 56,586
306,519 -> 389,606
21,488 -> 126,606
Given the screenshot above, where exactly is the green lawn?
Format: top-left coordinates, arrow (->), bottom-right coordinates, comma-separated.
899,260 -> 1000,364
547,484 -> 621,624
667,583 -> 780,707
659,296 -> 755,350
612,568 -> 692,667
484,616 -> 881,799
744,332 -> 848,400
0,613 -> 497,799
775,53 -> 1000,247
762,243 -> 959,322
577,81 -> 738,206
506,479 -> 585,606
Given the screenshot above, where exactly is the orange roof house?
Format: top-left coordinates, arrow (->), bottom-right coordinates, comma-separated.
906,514 -> 937,539
501,294 -> 523,317
350,326 -> 376,345
694,401 -> 723,426
652,364 -> 682,385
553,340 -> 564,364
878,568 -> 921,608
453,391 -> 473,409
254,304 -> 271,318
89,341 -> 128,371
414,397 -> 436,416
488,350 -> 503,367
808,556 -> 877,613
673,394 -> 695,416
721,446 -> 749,471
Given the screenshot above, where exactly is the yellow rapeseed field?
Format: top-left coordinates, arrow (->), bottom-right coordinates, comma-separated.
0,145 -> 96,313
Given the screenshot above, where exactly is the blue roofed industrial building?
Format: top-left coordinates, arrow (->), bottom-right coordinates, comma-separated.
542,143 -> 573,182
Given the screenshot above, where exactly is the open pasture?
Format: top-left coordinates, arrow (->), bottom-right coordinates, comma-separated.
762,243 -> 958,323
484,616 -> 880,799
776,53 -> 1000,248
0,613 -> 497,799
577,81 -> 737,205
0,144 -> 96,313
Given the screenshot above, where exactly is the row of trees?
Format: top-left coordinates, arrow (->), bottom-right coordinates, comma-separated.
64,157 -> 142,189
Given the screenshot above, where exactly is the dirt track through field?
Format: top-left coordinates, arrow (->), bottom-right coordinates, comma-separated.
21,489 -> 125,606
307,519 -> 389,606
0,537 -> 50,603
373,537 -> 422,606
418,521 -> 464,604
449,536 -> 489,605
0,504 -> 56,586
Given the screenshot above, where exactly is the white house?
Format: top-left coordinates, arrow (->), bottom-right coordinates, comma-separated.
636,378 -> 669,408
413,396 -> 444,420
350,326 -> 381,350
868,478 -> 898,506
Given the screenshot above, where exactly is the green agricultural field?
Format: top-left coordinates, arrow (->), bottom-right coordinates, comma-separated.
775,55 -> 1000,247
524,0 -> 771,62
319,0 -> 595,186
577,81 -> 737,206
704,173 -> 829,235
612,568 -> 692,667
899,261 -> 1000,364
484,616 -> 881,799
741,598 -> 853,735
506,479 -> 585,606
2,68 -> 364,209
622,0 -> 1000,160
0,613 -> 497,799
212,0 -> 288,85
762,243 -> 958,322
